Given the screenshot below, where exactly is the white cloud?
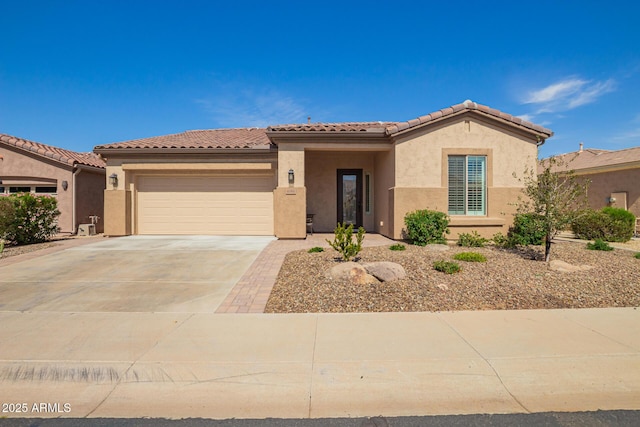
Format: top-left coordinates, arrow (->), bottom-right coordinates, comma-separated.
516,113 -> 535,122
612,128 -> 640,141
521,76 -> 616,114
195,87 -> 307,128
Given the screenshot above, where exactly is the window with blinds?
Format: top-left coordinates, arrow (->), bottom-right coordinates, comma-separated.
448,155 -> 486,215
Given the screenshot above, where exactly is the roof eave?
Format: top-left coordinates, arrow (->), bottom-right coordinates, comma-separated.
93,147 -> 277,156
266,130 -> 389,145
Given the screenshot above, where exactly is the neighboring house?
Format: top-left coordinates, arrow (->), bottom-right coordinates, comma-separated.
0,134 -> 106,234
94,100 -> 552,239
549,144 -> 640,218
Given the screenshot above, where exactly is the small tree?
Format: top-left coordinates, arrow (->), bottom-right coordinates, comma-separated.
518,155 -> 589,262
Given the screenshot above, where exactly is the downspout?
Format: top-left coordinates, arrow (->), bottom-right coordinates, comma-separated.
72,166 -> 82,234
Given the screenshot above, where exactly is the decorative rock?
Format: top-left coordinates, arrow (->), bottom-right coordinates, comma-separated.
327,262 -> 379,284
436,283 -> 449,291
424,244 -> 450,252
549,260 -> 594,273
363,262 -> 407,282
327,262 -> 365,280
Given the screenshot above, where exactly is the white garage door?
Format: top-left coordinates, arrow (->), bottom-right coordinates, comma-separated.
137,175 -> 274,235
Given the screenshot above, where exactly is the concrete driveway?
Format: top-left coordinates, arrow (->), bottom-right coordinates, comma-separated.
0,235 -> 275,312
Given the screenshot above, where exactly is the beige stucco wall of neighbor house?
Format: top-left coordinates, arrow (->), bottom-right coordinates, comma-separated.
0,145 -> 76,233
578,168 -> 640,217
390,115 -> 539,240
104,190 -> 131,236
305,151 -> 376,233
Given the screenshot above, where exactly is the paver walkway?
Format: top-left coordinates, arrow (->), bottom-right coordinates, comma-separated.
216,233 -> 396,313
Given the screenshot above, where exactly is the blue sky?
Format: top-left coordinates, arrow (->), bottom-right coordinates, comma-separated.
1,1 -> 639,158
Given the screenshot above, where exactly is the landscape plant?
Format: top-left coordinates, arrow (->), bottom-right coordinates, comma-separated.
490,232 -> 512,248
326,222 -> 365,261
571,207 -> 635,242
308,246 -> 324,253
517,155 -> 589,262
389,243 -> 406,251
457,231 -> 488,247
433,260 -> 461,274
404,209 -> 450,246
0,193 -> 61,245
635,252 -> 640,259
586,239 -> 614,251
453,252 -> 487,262
507,213 -> 546,246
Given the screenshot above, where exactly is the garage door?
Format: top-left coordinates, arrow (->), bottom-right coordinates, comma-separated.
137,175 -> 274,235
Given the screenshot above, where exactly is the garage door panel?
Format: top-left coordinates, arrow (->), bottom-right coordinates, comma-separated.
137,176 -> 274,235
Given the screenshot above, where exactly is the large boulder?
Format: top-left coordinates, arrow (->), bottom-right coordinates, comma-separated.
549,260 -> 594,273
363,262 -> 407,282
327,262 -> 380,285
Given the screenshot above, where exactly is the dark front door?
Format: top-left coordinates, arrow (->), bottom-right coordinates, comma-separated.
337,169 -> 363,228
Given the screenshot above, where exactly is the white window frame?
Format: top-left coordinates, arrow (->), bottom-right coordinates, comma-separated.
448,155 -> 486,216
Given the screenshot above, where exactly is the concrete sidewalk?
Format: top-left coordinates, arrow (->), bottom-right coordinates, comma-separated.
0,307 -> 638,419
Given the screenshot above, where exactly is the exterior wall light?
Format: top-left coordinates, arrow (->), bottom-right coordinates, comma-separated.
109,173 -> 118,188
61,180 -> 68,191
288,169 -> 295,185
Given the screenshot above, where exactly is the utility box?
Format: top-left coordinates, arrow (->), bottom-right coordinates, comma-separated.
77,223 -> 96,236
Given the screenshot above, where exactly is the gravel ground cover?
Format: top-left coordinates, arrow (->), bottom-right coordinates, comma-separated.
265,241 -> 640,313
0,240 -> 61,259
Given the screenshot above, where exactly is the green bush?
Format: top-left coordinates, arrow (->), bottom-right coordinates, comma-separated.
453,252 -> 487,262
0,193 -> 60,245
433,260 -> 461,274
389,243 -> 406,251
326,222 -> 365,261
586,238 -> 614,251
572,208 -> 635,242
457,231 -> 488,247
508,213 -> 545,246
308,246 -> 324,253
404,210 -> 449,246
635,252 -> 640,259
490,232 -> 513,248
0,197 -> 16,240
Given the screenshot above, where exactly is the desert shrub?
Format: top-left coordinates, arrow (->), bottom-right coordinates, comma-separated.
490,232 -> 513,248
508,213 -> 545,246
572,208 -> 635,242
389,243 -> 406,251
326,222 -> 365,261
635,252 -> 640,259
1,193 -> 60,245
453,252 -> 487,262
0,197 -> 16,240
433,260 -> 461,274
457,231 -> 488,247
308,246 -> 324,253
586,238 -> 614,251
404,210 -> 449,246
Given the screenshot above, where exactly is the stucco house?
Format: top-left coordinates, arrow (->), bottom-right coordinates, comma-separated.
0,133 -> 106,234
94,100 -> 552,240
550,144 -> 640,219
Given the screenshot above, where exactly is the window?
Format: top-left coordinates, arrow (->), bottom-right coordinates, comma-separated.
0,186 -> 4,194
9,186 -> 31,193
365,173 -> 371,214
448,155 -> 486,215
35,186 -> 57,194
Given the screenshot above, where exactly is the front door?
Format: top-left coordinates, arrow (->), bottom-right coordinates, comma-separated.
337,169 -> 363,228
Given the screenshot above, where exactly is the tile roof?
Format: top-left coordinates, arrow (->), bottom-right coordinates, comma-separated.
94,128 -> 272,150
385,100 -> 553,137
548,146 -> 640,172
267,122 -> 396,132
0,133 -> 105,168
268,101 -> 553,138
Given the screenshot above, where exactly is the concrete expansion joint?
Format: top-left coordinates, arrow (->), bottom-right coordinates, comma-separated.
436,314 -> 532,414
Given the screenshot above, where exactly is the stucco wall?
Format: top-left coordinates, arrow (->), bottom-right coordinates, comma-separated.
579,168 -> 640,217
305,151 -> 376,233
0,145 -> 75,233
373,150 -> 395,237
389,115 -> 539,240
